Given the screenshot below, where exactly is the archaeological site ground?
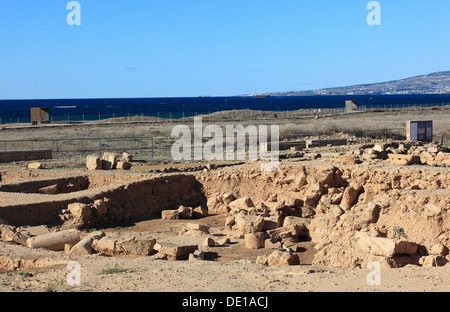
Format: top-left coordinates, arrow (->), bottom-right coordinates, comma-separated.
0,107 -> 449,292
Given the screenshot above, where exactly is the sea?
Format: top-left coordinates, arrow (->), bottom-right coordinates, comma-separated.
0,94 -> 449,124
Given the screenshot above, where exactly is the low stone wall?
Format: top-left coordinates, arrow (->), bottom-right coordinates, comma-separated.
0,176 -> 90,194
0,150 -> 52,163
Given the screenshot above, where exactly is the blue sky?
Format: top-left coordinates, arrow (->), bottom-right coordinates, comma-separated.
0,0 -> 449,99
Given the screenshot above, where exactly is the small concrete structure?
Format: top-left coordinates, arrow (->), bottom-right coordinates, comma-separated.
406,120 -> 433,142
30,107 -> 50,125
345,100 -> 358,112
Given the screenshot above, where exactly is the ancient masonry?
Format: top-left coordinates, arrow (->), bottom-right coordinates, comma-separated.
0,144 -> 449,270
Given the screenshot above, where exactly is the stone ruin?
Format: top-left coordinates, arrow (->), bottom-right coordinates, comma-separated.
0,147 -> 449,269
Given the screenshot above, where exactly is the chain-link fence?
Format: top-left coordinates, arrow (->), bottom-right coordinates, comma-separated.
1,102 -> 445,125
0,128 -> 414,164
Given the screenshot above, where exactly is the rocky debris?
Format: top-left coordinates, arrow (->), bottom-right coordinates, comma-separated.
424,203 -> 441,217
189,250 -> 205,261
1,155 -> 449,273
121,152 -> 133,162
337,154 -> 362,165
308,195 -> 445,268
329,141 -> 450,167
264,237 -> 282,249
0,224 -> 17,242
228,197 -> 255,215
206,193 -> 238,214
262,217 -> 278,231
217,237 -> 231,245
245,232 -> 267,249
340,183 -> 363,210
92,199 -> 108,217
225,216 -> 235,230
203,237 -> 216,247
116,161 -> 132,170
388,154 -> 421,165
228,213 -> 264,237
69,231 -> 105,255
419,255 -> 448,268
267,225 -> 305,243
58,202 -> 92,228
90,234 -> 157,256
56,197 -> 132,228
256,250 -> 300,266
222,193 -> 236,204
161,210 -> 179,220
91,236 -> 117,255
282,216 -> 310,232
86,153 -> 133,171
356,236 -> 417,257
193,206 -> 209,218
154,242 -> 198,260
67,202 -> 91,221
198,163 -> 449,269
86,155 -> 102,171
178,205 -> 193,219
430,243 -> 448,256
115,235 -> 157,256
0,224 -> 29,246
27,162 -> 43,170
101,152 -> 118,170
161,205 -> 208,221
283,241 -> 300,252
184,223 -> 210,236
38,184 -> 59,195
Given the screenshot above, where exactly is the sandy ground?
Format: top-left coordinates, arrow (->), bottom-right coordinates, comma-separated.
1,241 -> 449,293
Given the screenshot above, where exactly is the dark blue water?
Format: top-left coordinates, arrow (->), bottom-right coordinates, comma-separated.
0,94 -> 449,124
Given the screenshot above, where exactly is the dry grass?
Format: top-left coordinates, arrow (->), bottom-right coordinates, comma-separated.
0,106 -> 449,145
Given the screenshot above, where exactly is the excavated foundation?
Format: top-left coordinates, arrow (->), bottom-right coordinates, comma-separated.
0,162 -> 449,269
0,172 -> 205,227
196,162 -> 450,268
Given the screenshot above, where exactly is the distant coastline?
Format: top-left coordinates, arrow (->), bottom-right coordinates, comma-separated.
250,71 -> 450,97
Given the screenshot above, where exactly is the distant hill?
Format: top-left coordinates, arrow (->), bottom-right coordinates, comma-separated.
262,71 -> 450,96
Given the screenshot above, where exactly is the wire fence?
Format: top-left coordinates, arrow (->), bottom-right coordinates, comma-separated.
0,102 -> 449,125
0,128 -> 414,164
